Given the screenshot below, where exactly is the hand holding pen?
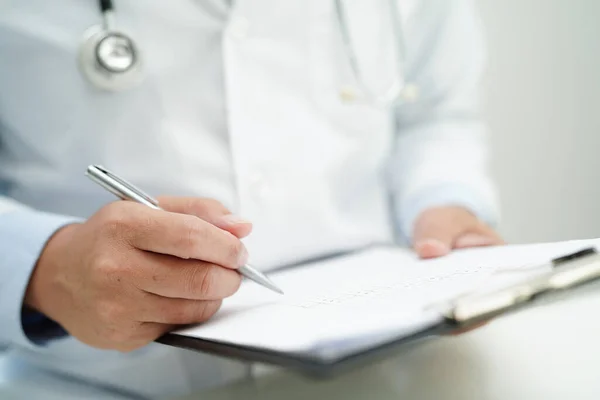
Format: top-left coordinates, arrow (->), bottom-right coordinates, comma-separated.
23,165 -> 281,353
86,165 -> 282,294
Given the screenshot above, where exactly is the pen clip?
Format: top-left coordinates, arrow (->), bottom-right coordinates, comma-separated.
86,165 -> 160,207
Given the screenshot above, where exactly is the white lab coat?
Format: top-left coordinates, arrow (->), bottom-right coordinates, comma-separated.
0,0 -> 498,398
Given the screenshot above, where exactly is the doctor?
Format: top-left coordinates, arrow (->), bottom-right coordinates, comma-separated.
0,0 -> 502,398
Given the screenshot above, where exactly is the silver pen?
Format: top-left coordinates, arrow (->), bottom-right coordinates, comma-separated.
86,164 -> 284,295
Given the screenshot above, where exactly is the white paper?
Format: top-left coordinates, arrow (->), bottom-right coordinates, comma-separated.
172,238 -> 600,356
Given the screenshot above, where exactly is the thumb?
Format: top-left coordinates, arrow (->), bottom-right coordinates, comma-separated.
156,196 -> 252,239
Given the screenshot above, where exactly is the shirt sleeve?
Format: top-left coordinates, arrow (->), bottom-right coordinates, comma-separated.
0,205 -> 80,349
390,0 -> 500,242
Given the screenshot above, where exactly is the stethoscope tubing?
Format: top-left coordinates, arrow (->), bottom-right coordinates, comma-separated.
85,0 -> 408,105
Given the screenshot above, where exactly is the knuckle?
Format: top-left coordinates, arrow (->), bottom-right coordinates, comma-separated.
197,300 -> 222,323
93,254 -> 127,285
226,272 -> 243,297
188,197 -> 227,216
94,254 -> 116,273
195,265 -> 217,297
224,237 -> 244,268
199,198 -> 227,213
93,255 -> 119,279
178,217 -> 204,258
187,198 -> 210,215
168,305 -> 193,325
98,203 -> 136,236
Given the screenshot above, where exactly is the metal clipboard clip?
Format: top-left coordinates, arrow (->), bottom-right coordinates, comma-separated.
439,247 -> 600,327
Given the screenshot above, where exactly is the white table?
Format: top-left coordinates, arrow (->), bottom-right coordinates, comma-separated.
178,291 -> 600,400
2,292 -> 600,400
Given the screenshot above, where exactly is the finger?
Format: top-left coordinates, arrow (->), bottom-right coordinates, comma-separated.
122,207 -> 248,269
454,233 -> 499,248
412,207 -> 486,259
412,219 -> 461,259
454,225 -> 505,249
413,239 -> 452,259
157,196 -> 252,239
135,252 -> 242,300
138,294 -> 223,325
218,214 -> 253,239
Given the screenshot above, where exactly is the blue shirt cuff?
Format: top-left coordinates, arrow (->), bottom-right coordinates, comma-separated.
397,183 -> 500,244
21,307 -> 68,345
0,209 -> 81,349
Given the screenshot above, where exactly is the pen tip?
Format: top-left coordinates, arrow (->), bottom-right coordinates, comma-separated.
264,280 -> 284,295
259,273 -> 284,295
240,264 -> 284,295
274,287 -> 285,295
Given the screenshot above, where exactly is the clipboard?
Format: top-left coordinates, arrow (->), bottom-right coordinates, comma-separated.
156,247 -> 600,378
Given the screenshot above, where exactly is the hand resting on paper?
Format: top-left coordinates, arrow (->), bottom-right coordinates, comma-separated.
412,205 -> 505,335
24,197 -> 251,352
412,206 -> 505,259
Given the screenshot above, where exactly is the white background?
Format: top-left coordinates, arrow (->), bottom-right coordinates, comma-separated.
477,0 -> 600,244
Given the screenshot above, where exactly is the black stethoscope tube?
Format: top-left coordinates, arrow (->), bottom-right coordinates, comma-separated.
99,0 -> 113,13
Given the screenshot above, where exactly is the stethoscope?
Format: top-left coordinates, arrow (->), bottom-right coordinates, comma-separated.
333,0 -> 412,107
79,0 -> 414,106
78,0 -> 143,91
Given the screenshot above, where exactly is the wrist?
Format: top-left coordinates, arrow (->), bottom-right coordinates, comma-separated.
24,223 -> 79,321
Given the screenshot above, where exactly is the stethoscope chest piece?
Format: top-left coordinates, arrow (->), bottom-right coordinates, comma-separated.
78,25 -> 143,91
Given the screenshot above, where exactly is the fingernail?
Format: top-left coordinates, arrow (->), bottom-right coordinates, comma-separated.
455,233 -> 496,248
221,214 -> 252,225
414,239 -> 451,258
238,246 -> 249,267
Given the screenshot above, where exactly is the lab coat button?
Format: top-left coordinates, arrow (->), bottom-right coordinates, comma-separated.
229,17 -> 250,39
339,86 -> 358,103
401,83 -> 420,102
